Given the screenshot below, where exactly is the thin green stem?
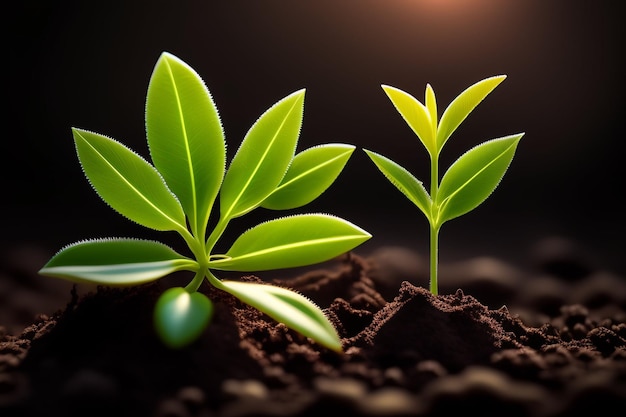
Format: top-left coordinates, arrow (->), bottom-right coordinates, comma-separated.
193,216 -> 207,252
429,224 -> 439,295
429,151 -> 440,295
205,269 -> 225,290
430,153 -> 439,203
205,215 -> 230,257
176,226 -> 205,261
176,223 -> 212,294
184,269 -> 206,293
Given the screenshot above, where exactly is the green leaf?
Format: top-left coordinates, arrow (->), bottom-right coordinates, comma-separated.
39,238 -> 196,285
425,84 -> 438,131
382,85 -> 435,155
209,214 -> 371,271
364,149 -> 431,219
146,52 -> 226,238
73,128 -> 186,232
436,133 -> 524,225
154,287 -> 214,349
436,75 -> 506,152
220,90 -> 304,219
219,280 -> 342,352
261,144 -> 355,210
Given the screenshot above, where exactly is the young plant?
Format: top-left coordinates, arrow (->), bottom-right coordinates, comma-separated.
39,52 -> 371,352
364,75 -> 523,295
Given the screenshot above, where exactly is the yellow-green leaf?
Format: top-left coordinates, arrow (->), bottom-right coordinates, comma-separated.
425,83 -> 438,138
209,214 -> 371,271
39,238 -> 195,285
364,149 -> 431,220
436,75 -> 506,152
436,133 -> 524,225
146,52 -> 226,238
219,280 -> 342,352
261,144 -> 355,210
220,90 -> 304,219
73,128 -> 186,232
382,84 -> 435,155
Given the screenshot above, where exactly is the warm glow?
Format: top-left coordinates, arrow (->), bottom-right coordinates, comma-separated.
391,0 -> 520,22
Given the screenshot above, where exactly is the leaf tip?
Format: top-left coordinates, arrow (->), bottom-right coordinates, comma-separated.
159,51 -> 178,61
493,74 -> 507,83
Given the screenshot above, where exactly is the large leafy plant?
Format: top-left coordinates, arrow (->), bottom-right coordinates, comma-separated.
364,75 -> 523,295
40,52 -> 371,351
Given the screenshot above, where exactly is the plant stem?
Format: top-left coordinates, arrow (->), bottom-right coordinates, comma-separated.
185,269 -> 206,293
177,226 -> 206,262
205,215 -> 230,256
429,225 -> 439,295
429,152 -> 440,295
205,270 -> 225,290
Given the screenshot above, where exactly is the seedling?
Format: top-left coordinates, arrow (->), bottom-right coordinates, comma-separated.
39,52 -> 371,351
364,75 -> 523,295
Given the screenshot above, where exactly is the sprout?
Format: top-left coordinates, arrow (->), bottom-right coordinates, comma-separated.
40,52 -> 371,351
365,75 -> 523,295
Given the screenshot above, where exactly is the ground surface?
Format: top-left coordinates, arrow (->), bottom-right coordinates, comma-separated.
1,238 -> 626,416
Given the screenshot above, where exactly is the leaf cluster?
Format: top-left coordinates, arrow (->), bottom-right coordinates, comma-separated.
40,52 -> 371,351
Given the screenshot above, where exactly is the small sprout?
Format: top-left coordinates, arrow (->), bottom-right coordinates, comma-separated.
40,52 -> 372,352
365,75 -> 523,295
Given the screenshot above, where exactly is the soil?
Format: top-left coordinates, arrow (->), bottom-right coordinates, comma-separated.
1,238 -> 626,416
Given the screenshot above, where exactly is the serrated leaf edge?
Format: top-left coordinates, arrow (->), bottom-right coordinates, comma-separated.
73,128 -> 186,231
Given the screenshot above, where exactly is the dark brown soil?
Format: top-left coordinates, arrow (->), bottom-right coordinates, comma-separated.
2,239 -> 626,416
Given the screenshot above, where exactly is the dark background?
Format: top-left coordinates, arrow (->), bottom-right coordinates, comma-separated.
5,0 -> 625,276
